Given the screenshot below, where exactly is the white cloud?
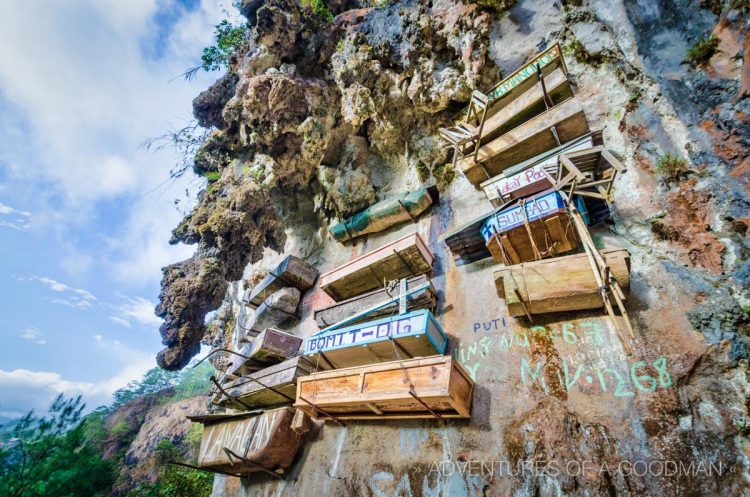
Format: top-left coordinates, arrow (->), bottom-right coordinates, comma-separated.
25,276 -> 97,309
109,295 -> 163,328
0,201 -> 32,231
0,335 -> 155,418
20,326 -> 46,345
0,0 -> 232,285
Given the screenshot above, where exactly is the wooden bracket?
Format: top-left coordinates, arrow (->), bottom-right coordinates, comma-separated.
298,395 -> 346,426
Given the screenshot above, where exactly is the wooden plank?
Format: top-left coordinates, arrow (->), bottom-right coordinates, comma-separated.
493,248 -> 631,317
460,97 -> 590,185
478,68 -> 572,146
304,309 -> 448,370
216,356 -> 318,409
245,255 -> 319,308
294,355 -> 474,420
244,328 -> 302,364
192,406 -> 306,475
481,136 -> 595,207
314,275 -> 436,328
330,186 -> 439,243
319,232 -> 434,301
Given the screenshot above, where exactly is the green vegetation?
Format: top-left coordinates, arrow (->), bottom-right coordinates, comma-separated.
125,440 -> 213,497
0,362 -> 215,497
685,33 -> 720,67
300,0 -> 334,20
654,152 -> 690,184
203,171 -> 221,183
0,395 -> 115,497
200,20 -> 249,72
110,362 -> 214,411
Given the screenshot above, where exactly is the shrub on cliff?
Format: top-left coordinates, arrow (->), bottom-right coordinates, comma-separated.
685,33 -> 720,67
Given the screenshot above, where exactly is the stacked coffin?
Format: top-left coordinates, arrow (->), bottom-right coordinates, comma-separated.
440,44 -> 634,350
296,231 -> 474,421
190,255 -> 321,477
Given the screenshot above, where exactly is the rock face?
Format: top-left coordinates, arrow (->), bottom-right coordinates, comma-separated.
157,0 -> 750,495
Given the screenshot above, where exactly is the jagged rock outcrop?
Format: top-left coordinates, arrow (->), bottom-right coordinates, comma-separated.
156,0 -> 500,369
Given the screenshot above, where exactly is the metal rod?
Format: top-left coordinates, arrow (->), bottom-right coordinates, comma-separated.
222,448 -> 282,479
167,460 -> 244,478
193,348 -> 251,368
210,375 -> 255,411
298,395 -> 346,426
408,388 -> 447,424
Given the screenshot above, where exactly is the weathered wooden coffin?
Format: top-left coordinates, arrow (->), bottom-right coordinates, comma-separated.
461,96 -> 590,185
214,356 -> 318,409
480,189 -> 580,264
494,248 -> 631,317
245,255 -> 318,308
244,328 -> 302,364
319,232 -> 434,301
330,186 -> 439,243
294,355 -> 474,421
189,407 -> 306,475
314,275 -> 436,328
304,309 -> 448,370
480,135 -> 595,207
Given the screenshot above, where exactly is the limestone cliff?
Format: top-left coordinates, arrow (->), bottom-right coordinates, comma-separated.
156,0 -> 750,495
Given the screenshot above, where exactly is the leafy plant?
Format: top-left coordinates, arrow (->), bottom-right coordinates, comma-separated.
126,440 -> 212,497
201,20 -> 249,71
300,0 -> 334,20
654,152 -> 690,184
203,171 -> 221,183
0,395 -> 115,497
685,33 -> 720,67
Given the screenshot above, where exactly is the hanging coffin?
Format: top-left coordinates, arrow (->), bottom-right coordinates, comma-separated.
319,232 -> 434,301
480,134 -> 597,208
213,356 -> 318,410
189,407 -> 307,476
330,186 -> 439,243
304,309 -> 448,370
480,189 -> 579,265
460,96 -> 590,185
294,355 -> 474,421
314,274 -> 436,328
242,328 -> 302,365
494,248 -> 631,316
244,255 -> 319,308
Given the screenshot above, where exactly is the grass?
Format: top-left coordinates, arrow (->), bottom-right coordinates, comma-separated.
203,171 -> 221,183
685,34 -> 720,67
654,152 -> 689,184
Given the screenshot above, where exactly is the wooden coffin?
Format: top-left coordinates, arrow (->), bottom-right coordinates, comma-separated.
304,309 -> 448,370
190,407 -> 306,476
294,355 -> 474,421
480,189 -> 580,264
245,255 -> 318,308
215,356 -> 318,409
460,96 -> 590,185
319,232 -> 434,301
494,248 -> 631,317
330,186 -> 439,243
244,328 -> 302,364
314,275 -> 436,328
481,135 -> 595,208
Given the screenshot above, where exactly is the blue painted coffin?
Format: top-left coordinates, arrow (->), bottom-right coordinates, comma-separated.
303,309 -> 448,369
479,189 -> 566,243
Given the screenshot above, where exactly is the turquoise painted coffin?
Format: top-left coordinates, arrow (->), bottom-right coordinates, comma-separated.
303,309 -> 448,369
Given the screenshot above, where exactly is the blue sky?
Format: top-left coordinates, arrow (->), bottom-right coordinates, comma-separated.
0,0 -> 240,418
